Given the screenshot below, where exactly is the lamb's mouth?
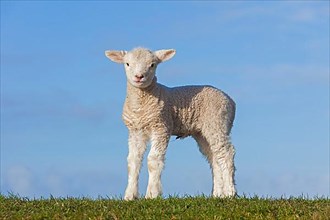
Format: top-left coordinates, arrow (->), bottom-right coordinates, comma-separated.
133,80 -> 145,85
131,80 -> 148,88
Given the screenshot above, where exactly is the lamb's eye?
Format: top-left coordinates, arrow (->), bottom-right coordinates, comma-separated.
126,63 -> 129,67
150,63 -> 155,68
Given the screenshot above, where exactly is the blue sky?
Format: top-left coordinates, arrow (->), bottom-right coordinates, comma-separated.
1,1 -> 329,198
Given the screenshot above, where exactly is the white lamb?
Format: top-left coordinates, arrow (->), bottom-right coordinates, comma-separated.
105,47 -> 236,200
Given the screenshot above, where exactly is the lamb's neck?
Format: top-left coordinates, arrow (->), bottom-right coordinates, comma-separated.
126,77 -> 159,106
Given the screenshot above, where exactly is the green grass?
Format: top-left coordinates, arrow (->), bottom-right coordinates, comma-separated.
1,194 -> 329,219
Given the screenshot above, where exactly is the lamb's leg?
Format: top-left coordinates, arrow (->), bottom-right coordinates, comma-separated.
145,135 -> 169,199
124,131 -> 148,200
193,133 -> 224,197
211,137 -> 236,198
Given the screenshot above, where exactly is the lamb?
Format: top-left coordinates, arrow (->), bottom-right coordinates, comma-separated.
105,47 -> 236,200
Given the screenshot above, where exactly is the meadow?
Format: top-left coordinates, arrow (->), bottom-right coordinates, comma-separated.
1,194 -> 329,219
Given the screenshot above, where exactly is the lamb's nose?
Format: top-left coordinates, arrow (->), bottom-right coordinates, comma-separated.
135,75 -> 144,79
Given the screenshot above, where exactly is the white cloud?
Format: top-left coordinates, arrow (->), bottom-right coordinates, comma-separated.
5,165 -> 33,196
2,165 -> 124,198
237,172 -> 330,198
213,6 -> 263,22
246,64 -> 329,84
290,6 -> 329,23
2,89 -> 110,124
45,173 -> 66,197
291,8 -> 317,23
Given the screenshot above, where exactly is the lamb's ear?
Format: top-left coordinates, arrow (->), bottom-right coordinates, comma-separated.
154,49 -> 176,62
105,50 -> 127,63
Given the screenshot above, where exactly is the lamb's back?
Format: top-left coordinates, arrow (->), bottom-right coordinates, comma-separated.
165,85 -> 235,137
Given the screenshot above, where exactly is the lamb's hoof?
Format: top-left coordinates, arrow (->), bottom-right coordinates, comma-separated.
124,192 -> 139,201
145,191 -> 162,199
212,191 -> 236,198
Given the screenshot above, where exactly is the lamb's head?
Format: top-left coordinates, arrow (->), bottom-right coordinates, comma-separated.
105,47 -> 176,89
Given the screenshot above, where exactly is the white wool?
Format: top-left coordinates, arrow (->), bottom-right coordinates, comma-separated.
105,47 -> 236,200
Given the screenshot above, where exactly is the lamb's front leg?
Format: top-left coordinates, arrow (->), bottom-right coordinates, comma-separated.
145,134 -> 170,199
124,131 -> 147,200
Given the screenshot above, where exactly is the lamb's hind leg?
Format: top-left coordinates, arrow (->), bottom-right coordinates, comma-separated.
211,136 -> 236,197
193,133 -> 224,197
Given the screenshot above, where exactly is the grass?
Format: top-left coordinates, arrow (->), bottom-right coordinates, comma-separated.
1,194 -> 329,220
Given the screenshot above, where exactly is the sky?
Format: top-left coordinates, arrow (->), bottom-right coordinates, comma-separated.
1,1 -> 329,199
